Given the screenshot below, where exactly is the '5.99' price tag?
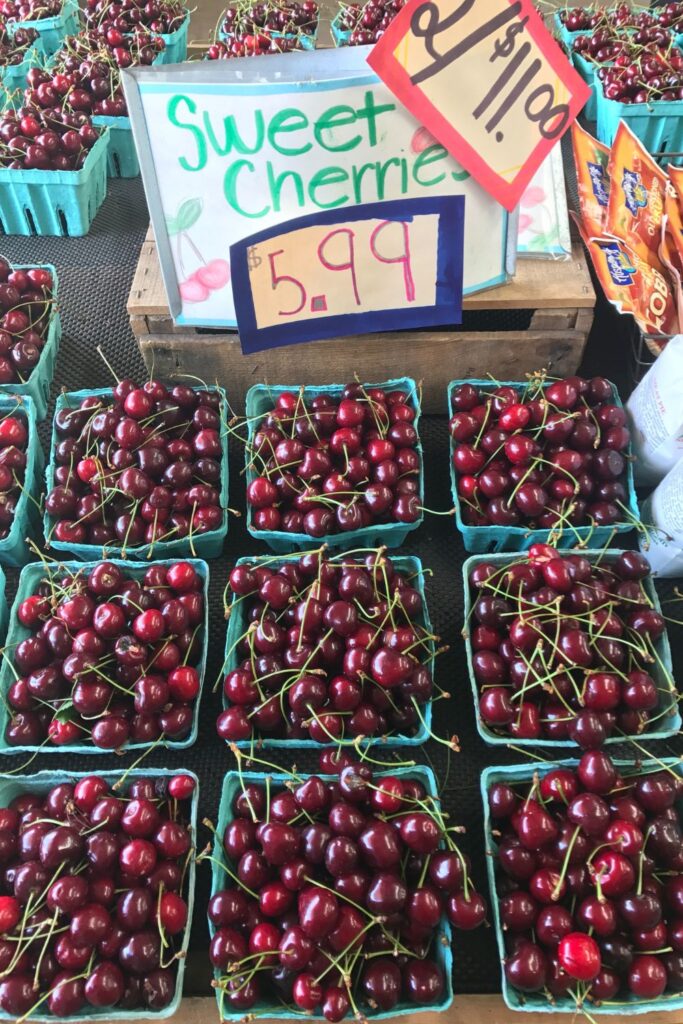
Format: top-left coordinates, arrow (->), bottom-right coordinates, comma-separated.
367,0 -> 591,211
230,196 -> 464,354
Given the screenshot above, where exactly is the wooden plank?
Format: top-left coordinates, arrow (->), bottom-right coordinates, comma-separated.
127,234 -> 595,319
94,994 -> 683,1024
138,323 -> 591,414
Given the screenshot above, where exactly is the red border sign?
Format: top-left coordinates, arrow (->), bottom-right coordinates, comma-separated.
367,0 -> 591,211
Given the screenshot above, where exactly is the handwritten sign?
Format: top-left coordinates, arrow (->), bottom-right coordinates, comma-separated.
230,196 -> 464,353
367,0 -> 591,211
123,49 -> 514,328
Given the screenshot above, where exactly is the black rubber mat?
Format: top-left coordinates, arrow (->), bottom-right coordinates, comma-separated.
0,177 -> 681,998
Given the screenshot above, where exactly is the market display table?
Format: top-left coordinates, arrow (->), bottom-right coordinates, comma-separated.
128,227 -> 595,412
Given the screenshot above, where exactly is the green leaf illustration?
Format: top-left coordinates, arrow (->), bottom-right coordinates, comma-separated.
166,214 -> 180,236
176,197 -> 203,232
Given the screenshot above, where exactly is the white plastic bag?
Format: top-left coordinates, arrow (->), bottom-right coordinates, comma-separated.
626,334 -> 683,485
640,457 -> 683,576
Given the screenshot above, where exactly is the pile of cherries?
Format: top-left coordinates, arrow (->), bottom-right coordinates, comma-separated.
0,94 -> 100,170
44,379 -> 225,551
245,384 -> 421,538
489,753 -> 683,1007
0,25 -> 38,65
209,763 -> 485,1020
218,549 -> 436,745
221,1 -> 318,39
0,0 -> 63,19
0,771 -> 195,1018
572,27 -> 674,71
0,258 -> 55,385
5,559 -> 205,750
468,544 -> 671,745
0,403 -> 29,541
597,45 -> 683,102
83,0 -> 187,36
450,376 -> 631,532
41,29 -> 164,119
335,0 -> 405,45
206,33 -> 303,56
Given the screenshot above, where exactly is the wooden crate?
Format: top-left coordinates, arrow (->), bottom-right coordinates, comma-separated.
128,229 -> 595,414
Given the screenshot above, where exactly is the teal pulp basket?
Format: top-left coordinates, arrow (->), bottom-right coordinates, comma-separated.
210,765 -> 454,1021
330,11 -> 352,44
0,264 -> 61,421
11,0 -> 80,56
156,11 -> 190,63
0,767 -> 198,1022
447,378 -> 639,553
44,385 -> 229,560
0,557 -> 210,756
219,22 -> 317,48
0,567 -> 7,641
245,377 -> 423,553
0,43 -> 42,107
0,128 -> 108,236
597,88 -> 683,165
92,114 -> 140,177
462,547 -> 679,749
0,393 -> 41,567
482,757 -> 683,1015
222,551 -> 434,749
572,50 -> 599,120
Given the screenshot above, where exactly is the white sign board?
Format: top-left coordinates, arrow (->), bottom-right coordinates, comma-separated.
124,47 -> 516,329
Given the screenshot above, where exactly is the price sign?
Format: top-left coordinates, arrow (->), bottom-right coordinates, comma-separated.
230,196 -> 464,354
367,0 -> 591,211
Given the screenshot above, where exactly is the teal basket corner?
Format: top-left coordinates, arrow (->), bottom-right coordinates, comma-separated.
0,766 -> 198,1022
0,263 -> 61,420
43,385 -> 229,560
92,115 -> 140,178
210,765 -> 454,1021
244,377 -> 424,553
0,43 -> 41,106
222,551 -> 434,750
481,757 -> 683,1015
572,50 -> 599,121
0,128 -> 108,237
0,557 -> 210,756
157,11 -> 190,63
462,548 -> 679,749
330,11 -> 352,44
446,378 -> 639,553
596,89 -> 683,166
0,392 -> 41,567
12,0 -> 81,57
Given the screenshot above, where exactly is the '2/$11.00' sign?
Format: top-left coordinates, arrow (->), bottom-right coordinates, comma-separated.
124,48 -> 515,329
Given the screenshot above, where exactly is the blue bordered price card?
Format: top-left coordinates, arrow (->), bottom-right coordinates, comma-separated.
230,195 -> 464,354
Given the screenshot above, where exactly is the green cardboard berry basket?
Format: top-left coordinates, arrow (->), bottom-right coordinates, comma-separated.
156,11 -> 190,63
447,378 -> 639,553
462,548 -> 679,748
210,765 -> 454,1021
11,0 -> 80,56
0,392 -> 42,567
0,128 -> 109,237
0,767 -> 198,1022
0,557 -> 209,755
0,566 -> 7,641
245,377 -> 423,553
222,551 -> 434,749
0,42 -> 42,107
43,385 -> 229,560
482,757 -> 683,1014
596,88 -> 683,166
0,263 -> 61,421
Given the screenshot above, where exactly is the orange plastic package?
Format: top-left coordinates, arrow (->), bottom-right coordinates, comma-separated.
606,121 -> 668,274
572,121 -> 610,237
665,166 -> 683,277
574,217 -> 679,337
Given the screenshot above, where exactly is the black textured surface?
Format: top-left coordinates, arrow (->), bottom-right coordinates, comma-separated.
0,177 -> 681,999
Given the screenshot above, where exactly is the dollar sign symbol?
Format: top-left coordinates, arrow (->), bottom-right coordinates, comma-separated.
491,15 -> 528,61
247,246 -> 261,270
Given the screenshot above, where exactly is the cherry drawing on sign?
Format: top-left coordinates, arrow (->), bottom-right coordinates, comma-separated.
166,198 -> 231,304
